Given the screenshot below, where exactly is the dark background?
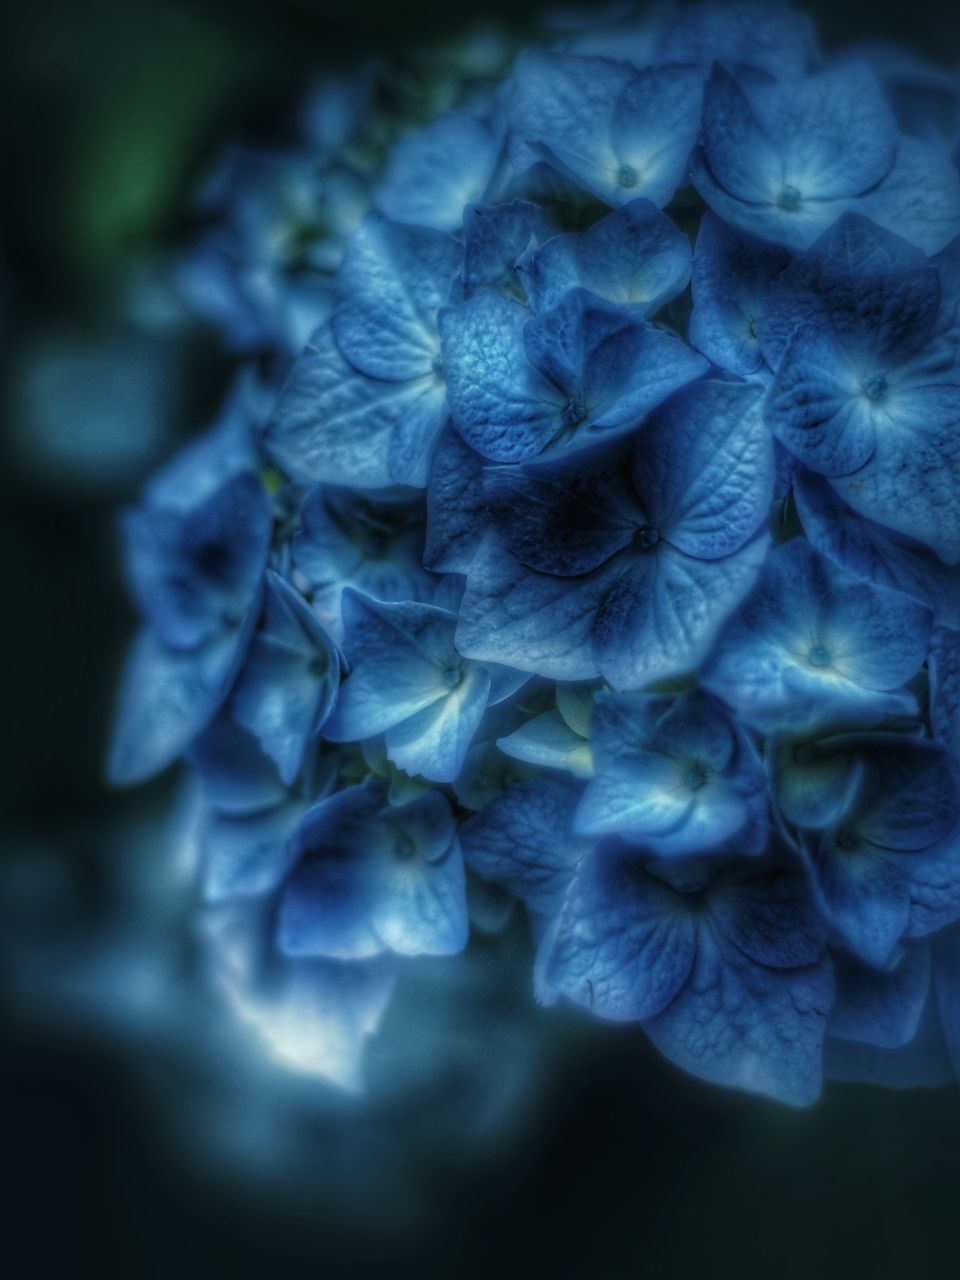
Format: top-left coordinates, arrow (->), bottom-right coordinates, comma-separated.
2,2 -> 960,1276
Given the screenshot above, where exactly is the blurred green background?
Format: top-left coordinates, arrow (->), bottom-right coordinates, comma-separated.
2,2 -> 960,1277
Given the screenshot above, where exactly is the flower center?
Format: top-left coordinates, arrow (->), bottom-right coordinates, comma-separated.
862,372 -> 888,401
684,764 -> 707,791
310,653 -> 329,677
616,163 -> 639,189
563,396 -> 588,427
634,525 -> 660,549
442,661 -> 463,688
808,644 -> 831,668
777,184 -> 802,211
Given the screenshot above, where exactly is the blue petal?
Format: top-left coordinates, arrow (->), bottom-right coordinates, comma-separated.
578,690 -> 768,856
122,471 -> 272,652
824,986 -> 955,1087
439,292 -> 564,462
593,534 -> 770,690
522,289 -> 708,439
857,136 -> 960,256
424,426 -> 489,573
333,212 -> 460,380
375,114 -> 501,233
265,323 -> 447,489
293,487 -> 433,641
523,200 -> 691,318
758,213 -> 940,370
231,571 -> 340,784
459,777 -> 587,915
337,589 -> 455,669
794,470 -> 960,627
633,379 -> 773,560
456,531 -> 615,681
930,625 -> 960,764
277,784 -> 467,959
696,64 -> 898,249
853,742 -> 957,854
708,861 -> 831,970
771,732 -> 866,832
576,752 -> 694,841
462,199 -> 556,298
325,596 -> 459,741
828,946 -> 931,1050
190,712 -> 289,815
483,446 -> 638,577
543,852 -> 697,1021
655,1 -> 818,80
690,213 -> 789,376
644,926 -> 833,1106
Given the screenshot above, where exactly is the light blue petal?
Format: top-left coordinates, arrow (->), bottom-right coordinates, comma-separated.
265,324 -> 446,489
574,199 -> 691,314
765,324 -> 879,477
231,573 -> 340,785
375,114 -> 500,233
325,656 -> 448,741
829,380 -> 960,565
608,66 -> 704,208
507,51 -> 635,202
277,785 -> 467,960
523,289 -> 707,439
107,622 -> 255,786
384,664 -> 491,783
333,212 -> 460,380
496,710 -> 593,778
575,753 -> 693,839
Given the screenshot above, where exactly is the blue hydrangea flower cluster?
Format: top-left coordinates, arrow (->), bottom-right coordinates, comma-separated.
109,1 -> 960,1104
